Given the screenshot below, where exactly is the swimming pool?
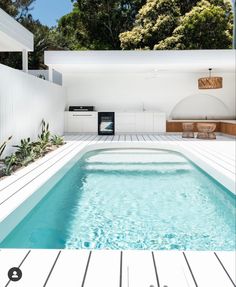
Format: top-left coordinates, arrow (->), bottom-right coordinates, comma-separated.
1,149 -> 235,250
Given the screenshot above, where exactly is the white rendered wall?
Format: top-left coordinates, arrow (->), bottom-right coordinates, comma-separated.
0,64 -> 66,156
0,8 -> 33,51
64,71 -> 235,119
29,70 -> 63,86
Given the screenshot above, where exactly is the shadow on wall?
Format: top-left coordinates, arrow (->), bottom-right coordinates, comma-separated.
170,94 -> 234,120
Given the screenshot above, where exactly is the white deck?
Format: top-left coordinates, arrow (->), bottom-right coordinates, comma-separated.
0,133 -> 235,287
0,249 -> 235,287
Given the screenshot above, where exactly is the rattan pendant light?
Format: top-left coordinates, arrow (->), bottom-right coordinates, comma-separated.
198,68 -> 223,89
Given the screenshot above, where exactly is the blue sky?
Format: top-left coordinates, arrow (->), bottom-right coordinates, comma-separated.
30,0 -> 74,27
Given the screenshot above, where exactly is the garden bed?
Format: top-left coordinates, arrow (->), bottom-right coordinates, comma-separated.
0,120 -> 65,180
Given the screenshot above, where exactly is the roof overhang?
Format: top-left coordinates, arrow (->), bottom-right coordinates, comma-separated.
44,50 -> 236,74
0,8 -> 34,52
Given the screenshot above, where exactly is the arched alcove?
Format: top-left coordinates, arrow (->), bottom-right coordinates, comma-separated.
170,94 -> 232,120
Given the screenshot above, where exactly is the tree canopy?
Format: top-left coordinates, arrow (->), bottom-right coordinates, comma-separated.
58,0 -> 147,49
120,0 -> 181,49
0,0 -> 35,19
155,0 -> 233,49
120,0 -> 233,49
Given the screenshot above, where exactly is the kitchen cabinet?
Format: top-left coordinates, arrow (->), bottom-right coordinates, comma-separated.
65,112 -> 97,133
65,111 -> 166,133
115,113 -> 136,133
115,112 -> 166,133
153,113 -> 166,133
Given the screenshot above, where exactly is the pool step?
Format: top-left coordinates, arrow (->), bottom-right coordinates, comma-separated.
86,153 -> 188,164
84,163 -> 193,173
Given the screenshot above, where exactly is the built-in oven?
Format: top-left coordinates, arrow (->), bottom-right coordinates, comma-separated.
98,112 -> 115,135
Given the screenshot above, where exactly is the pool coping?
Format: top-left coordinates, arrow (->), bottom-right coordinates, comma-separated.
0,133 -> 235,243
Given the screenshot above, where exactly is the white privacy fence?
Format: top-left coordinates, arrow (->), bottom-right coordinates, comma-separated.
0,64 -> 66,157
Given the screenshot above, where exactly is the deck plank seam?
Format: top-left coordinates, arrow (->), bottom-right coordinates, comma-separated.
183,252 -> 198,287
81,251 -> 92,287
120,251 -> 123,287
214,252 -> 236,287
43,250 -> 61,287
152,251 -> 160,287
4,250 -> 31,287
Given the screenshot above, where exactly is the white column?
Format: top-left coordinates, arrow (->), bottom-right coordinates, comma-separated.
22,49 -> 28,72
49,66 -> 53,82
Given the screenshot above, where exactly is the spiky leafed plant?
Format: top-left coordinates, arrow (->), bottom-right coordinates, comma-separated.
3,153 -> 17,176
51,135 -> 65,147
0,136 -> 12,159
39,120 -> 50,143
37,119 -> 51,154
14,137 -> 36,166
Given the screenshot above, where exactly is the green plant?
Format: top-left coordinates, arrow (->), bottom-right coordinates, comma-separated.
14,138 -> 32,158
36,119 -> 52,154
51,135 -> 64,147
3,154 -> 17,176
39,119 -> 50,143
31,141 -> 44,158
37,74 -> 46,80
13,138 -> 36,166
0,136 -> 12,159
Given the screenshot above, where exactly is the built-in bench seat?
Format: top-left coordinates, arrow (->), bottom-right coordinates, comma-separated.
167,120 -> 236,136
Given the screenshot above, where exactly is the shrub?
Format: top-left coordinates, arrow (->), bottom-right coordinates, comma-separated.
0,136 -> 12,159
3,154 -> 17,176
0,120 -> 66,177
51,135 -> 64,147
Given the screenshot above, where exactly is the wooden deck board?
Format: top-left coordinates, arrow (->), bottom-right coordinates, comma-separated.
0,249 -> 29,287
46,250 -> 89,287
84,251 -> 120,287
0,250 -> 235,286
214,251 -> 236,285
153,251 -> 196,287
11,250 -> 59,287
122,251 -> 157,287
184,251 -> 235,287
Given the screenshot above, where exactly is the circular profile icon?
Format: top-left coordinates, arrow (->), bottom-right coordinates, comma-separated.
8,267 -> 22,282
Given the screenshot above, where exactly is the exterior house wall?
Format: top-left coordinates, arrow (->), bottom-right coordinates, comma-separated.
64,71 -> 235,119
0,64 -> 66,157
29,70 -> 63,86
0,8 -> 33,51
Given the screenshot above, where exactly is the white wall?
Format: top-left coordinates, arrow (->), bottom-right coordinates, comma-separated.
0,64 -> 66,157
29,70 -> 63,86
64,71 -> 235,119
0,8 -> 33,51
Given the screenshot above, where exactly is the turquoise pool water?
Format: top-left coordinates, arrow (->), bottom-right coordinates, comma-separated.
1,149 -> 235,250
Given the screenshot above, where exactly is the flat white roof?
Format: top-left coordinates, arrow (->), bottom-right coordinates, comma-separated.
44,50 -> 236,74
0,8 -> 33,51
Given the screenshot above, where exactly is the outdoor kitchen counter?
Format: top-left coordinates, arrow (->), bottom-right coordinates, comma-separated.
64,111 -> 167,133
